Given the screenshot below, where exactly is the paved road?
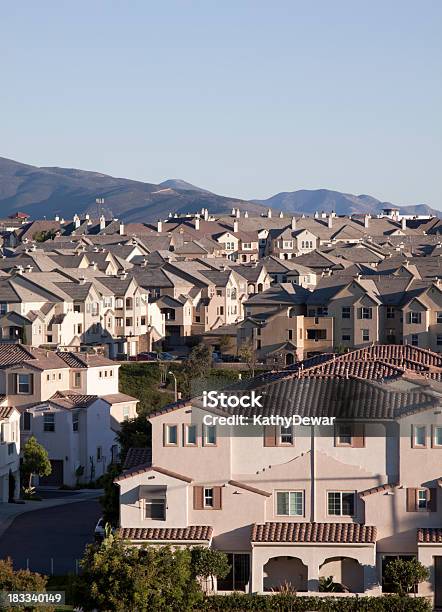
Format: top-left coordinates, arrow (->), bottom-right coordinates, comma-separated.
0,500 -> 101,575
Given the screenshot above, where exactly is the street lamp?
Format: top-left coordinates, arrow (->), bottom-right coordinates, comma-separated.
168,371 -> 178,402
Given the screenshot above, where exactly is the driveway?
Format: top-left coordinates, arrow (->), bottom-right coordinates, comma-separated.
0,500 -> 102,575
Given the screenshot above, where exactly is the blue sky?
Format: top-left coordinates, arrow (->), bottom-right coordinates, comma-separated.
1,1 -> 441,207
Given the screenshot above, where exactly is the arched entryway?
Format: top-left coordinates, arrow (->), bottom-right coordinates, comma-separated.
263,556 -> 308,592
285,353 -> 295,366
319,556 -> 364,593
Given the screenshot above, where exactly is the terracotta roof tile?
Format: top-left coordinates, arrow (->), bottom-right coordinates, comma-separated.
359,483 -> 399,498
252,522 -> 377,544
0,406 -> 16,419
115,465 -> 192,483
119,526 -> 212,541
418,528 -> 442,543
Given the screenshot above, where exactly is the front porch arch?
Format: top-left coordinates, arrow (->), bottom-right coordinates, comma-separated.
263,556 -> 308,592
319,556 -> 364,593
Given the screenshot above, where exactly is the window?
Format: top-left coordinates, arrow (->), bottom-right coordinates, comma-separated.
438,312 -> 442,324
276,491 -> 303,516
217,553 -> 250,592
317,307 -> 328,317
279,426 -> 294,445
437,335 -> 442,346
342,307 -> 351,319
204,488 -> 214,508
328,491 -> 355,516
204,425 -> 217,446
336,424 -> 352,445
125,317 -> 133,326
362,329 -> 370,342
164,424 -> 178,446
0,303 -> 7,315
433,426 -> 442,447
386,306 -> 395,319
287,329 -> 293,340
409,312 -> 422,324
17,374 -> 30,394
123,406 -> 130,421
361,307 -> 372,319
411,334 -> 419,346
307,329 -> 327,340
97,446 -> 102,461
73,413 -> 79,432
145,498 -> 166,520
43,412 -> 55,432
22,412 -> 31,431
417,489 -> 428,510
342,333 -> 351,341
412,425 -> 426,448
184,424 -> 197,446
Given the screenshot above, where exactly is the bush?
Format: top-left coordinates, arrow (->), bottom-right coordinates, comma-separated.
201,593 -> 432,611
0,558 -> 53,612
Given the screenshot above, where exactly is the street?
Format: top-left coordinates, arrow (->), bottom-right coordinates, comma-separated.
0,500 -> 102,575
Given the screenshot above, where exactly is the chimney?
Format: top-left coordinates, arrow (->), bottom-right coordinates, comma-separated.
79,276 -> 86,284
119,271 -> 128,280
328,215 -> 333,229
244,211 -> 249,218
267,208 -> 272,218
231,207 -> 236,216
99,215 -> 106,230
233,219 -> 239,233
364,215 -> 370,229
73,214 -> 80,229
203,208 -> 209,221
236,209 -> 240,218
314,211 -> 319,219
90,262 -> 98,270
14,265 -> 24,275
279,211 -> 284,218
54,214 -> 60,221
291,217 -> 296,230
25,265 -> 33,273
85,213 -> 90,221
157,220 -> 163,233
402,217 -> 407,231
195,217 -> 200,231
119,222 -> 125,235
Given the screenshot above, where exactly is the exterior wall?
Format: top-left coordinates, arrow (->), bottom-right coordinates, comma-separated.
0,409 -> 20,502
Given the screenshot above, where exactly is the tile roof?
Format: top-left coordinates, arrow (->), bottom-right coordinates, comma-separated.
56,351 -> 115,368
101,393 -> 138,404
228,480 -> 271,497
359,483 -> 399,498
115,465 -> 193,483
123,448 -> 152,470
119,526 -> 213,541
0,406 -> 16,419
251,522 -> 377,544
0,344 -> 35,368
417,528 -> 442,543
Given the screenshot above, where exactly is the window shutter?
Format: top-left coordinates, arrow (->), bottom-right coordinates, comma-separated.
352,424 -> 365,448
29,373 -> 34,395
263,426 -> 277,447
8,373 -> 17,394
429,488 -> 438,512
193,486 -> 204,510
213,486 -> 222,510
406,488 -> 417,512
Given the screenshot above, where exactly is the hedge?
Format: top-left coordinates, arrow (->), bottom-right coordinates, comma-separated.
201,593 -> 432,611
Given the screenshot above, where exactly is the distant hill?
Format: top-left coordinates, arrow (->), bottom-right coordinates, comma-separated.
0,156 -> 437,222
0,157 -> 265,222
253,188 -> 439,217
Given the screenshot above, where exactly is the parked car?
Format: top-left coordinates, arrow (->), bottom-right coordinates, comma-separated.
135,352 -> 159,361
157,352 -> 175,361
94,517 -> 105,541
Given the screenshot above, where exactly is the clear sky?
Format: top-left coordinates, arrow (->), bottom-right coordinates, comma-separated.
1,1 -> 441,207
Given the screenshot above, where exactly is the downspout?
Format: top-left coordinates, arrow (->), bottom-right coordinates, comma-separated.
310,424 -> 316,522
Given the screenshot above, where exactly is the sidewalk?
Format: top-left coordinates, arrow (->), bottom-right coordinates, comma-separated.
0,489 -> 103,538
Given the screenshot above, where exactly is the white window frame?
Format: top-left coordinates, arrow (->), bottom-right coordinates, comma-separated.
17,374 -> 30,394
204,487 -> 214,508
275,490 -> 304,516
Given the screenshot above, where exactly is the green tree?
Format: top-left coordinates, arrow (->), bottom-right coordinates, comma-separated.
238,340 -> 258,378
191,546 -> 230,592
33,229 -> 57,242
117,415 -> 151,462
71,533 -> 202,611
383,558 -> 429,596
21,436 -> 51,490
181,343 -> 212,396
218,335 -> 233,355
0,558 -> 51,612
99,463 -> 121,525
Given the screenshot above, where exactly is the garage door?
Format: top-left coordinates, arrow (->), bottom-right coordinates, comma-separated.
39,460 -> 64,486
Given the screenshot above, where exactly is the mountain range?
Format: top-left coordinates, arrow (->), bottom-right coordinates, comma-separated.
0,156 -> 438,222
